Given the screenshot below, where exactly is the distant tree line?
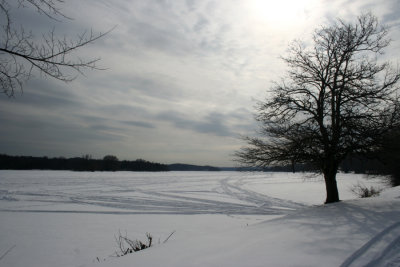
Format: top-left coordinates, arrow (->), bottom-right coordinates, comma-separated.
168,163 -> 220,171
263,154 -> 392,175
261,128 -> 400,187
0,154 -> 169,172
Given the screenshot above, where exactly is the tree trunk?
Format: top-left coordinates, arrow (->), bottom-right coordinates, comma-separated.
323,162 -> 340,204
291,159 -> 296,173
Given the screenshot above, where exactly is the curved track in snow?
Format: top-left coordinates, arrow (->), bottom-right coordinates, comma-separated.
220,176 -> 306,214
341,221 -> 400,267
0,171 -> 306,215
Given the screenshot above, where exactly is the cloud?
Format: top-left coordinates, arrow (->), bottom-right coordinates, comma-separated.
2,79 -> 82,109
156,109 -> 254,137
121,120 -> 156,129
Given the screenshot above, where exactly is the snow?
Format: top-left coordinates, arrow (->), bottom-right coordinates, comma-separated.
0,170 -> 399,267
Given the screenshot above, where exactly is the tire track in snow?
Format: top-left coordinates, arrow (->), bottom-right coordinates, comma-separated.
220,176 -> 307,214
341,221 -> 400,267
69,187 -> 275,215
1,172 -> 308,215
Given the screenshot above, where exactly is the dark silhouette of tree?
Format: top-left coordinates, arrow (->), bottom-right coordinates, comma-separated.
236,13 -> 400,203
102,155 -> 119,171
379,128 -> 400,186
103,155 -> 118,161
0,0 -> 111,97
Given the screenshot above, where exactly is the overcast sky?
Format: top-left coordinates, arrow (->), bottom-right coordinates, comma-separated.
1,0 -> 399,166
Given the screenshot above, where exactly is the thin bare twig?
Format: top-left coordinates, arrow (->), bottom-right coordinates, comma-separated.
0,245 -> 16,261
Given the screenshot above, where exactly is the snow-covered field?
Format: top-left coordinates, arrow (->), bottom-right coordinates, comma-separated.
0,170 -> 399,267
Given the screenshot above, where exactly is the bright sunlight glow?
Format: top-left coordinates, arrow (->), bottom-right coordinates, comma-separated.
249,0 -> 314,26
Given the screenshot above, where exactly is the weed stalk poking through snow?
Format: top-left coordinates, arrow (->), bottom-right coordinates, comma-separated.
114,231 -> 153,257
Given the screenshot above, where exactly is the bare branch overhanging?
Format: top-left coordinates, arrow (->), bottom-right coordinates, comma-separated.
0,0 -> 112,97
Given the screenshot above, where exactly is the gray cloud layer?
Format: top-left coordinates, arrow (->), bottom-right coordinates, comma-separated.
1,0 -> 399,166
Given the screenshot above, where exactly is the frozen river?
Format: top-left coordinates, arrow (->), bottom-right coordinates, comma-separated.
0,171 -> 313,215
0,170 -> 384,215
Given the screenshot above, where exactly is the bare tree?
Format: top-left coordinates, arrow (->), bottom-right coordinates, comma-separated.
236,13 -> 400,204
0,0 -> 111,97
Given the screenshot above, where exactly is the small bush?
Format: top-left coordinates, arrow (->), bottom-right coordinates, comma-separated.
350,183 -> 382,198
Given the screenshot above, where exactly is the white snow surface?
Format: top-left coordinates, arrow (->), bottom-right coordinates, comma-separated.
0,170 -> 399,267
